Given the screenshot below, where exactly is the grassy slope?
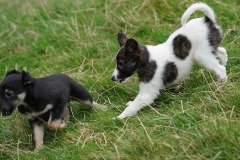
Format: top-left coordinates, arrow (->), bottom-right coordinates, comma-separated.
0,0 -> 239,159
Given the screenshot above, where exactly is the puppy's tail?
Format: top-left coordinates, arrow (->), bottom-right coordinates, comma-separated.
69,79 -> 107,110
70,79 -> 93,104
181,2 -> 216,25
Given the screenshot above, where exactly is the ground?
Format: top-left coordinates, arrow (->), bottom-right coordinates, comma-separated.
0,0 -> 239,159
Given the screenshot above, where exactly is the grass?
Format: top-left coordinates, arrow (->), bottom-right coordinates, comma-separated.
0,0 -> 239,159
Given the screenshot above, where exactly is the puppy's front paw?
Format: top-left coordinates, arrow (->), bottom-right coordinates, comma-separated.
112,117 -> 117,120
117,112 -> 136,119
218,76 -> 228,82
117,114 -> 127,119
126,101 -> 133,106
34,142 -> 44,151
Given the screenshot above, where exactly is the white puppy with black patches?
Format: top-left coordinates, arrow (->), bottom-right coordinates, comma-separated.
112,3 -> 227,119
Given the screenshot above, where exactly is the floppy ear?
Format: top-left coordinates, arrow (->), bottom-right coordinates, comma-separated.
117,31 -> 127,47
6,70 -> 21,76
125,38 -> 139,53
21,71 -> 34,87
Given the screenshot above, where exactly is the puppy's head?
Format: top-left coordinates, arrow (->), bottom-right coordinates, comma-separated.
0,70 -> 33,116
112,31 -> 140,83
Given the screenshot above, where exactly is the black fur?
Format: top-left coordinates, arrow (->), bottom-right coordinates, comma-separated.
172,34 -> 191,59
204,16 -> 222,53
137,46 -> 157,83
162,62 -> 178,86
0,70 -> 93,117
0,70 -> 93,148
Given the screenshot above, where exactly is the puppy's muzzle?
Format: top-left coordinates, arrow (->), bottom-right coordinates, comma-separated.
111,76 -> 116,81
0,107 -> 13,116
1,111 -> 11,116
111,76 -> 124,83
0,102 -> 14,116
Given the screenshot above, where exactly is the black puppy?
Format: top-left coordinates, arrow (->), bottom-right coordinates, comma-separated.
0,70 -> 107,149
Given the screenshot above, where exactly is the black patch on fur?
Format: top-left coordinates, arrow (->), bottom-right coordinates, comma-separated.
204,16 -> 222,52
173,34 -> 191,60
163,62 -> 178,86
137,46 -> 157,83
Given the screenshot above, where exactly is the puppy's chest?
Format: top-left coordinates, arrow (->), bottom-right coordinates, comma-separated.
18,104 -> 53,120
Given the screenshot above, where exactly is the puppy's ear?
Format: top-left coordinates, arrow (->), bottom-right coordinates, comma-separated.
117,31 -> 127,47
125,38 -> 139,53
6,70 -> 21,76
21,71 -> 34,87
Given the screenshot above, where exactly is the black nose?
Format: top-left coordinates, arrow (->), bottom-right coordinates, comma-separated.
2,111 -> 9,116
111,76 -> 116,81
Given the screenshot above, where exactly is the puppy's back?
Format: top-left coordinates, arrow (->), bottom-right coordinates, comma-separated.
46,74 -> 93,103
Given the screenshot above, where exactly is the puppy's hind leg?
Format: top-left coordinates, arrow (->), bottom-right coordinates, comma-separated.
48,104 -> 67,130
62,107 -> 70,123
194,47 -> 227,81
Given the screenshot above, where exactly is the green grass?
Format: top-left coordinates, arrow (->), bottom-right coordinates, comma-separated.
0,0 -> 239,159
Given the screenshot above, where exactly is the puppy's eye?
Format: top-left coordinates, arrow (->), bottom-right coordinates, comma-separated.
5,90 -> 15,98
118,61 -> 125,69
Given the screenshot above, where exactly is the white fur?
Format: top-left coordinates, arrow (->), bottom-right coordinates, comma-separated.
112,68 -> 119,81
33,123 -> 44,149
27,104 -> 53,119
17,92 -> 26,100
13,92 -> 27,107
116,3 -> 228,119
181,2 -> 216,25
